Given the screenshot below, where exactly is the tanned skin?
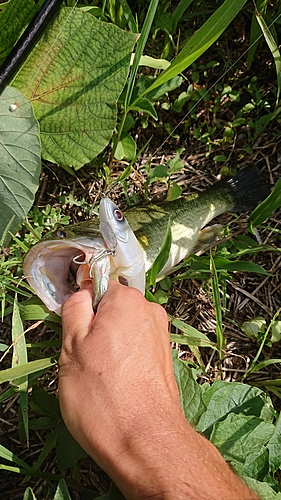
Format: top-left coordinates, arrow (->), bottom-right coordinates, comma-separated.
59,281 -> 260,500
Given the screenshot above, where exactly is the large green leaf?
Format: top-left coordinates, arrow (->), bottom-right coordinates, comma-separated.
210,413 -> 275,469
14,8 -> 137,168
0,86 -> 41,241
196,380 -> 274,435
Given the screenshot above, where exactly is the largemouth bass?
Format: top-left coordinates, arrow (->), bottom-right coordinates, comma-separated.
23,165 -> 269,314
124,164 -> 270,275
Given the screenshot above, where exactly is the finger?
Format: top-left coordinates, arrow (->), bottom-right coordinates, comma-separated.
61,288 -> 95,343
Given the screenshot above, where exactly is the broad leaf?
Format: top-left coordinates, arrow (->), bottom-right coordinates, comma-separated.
173,357 -> 206,427
196,380 -> 274,435
14,8 -> 137,168
115,133 -> 136,161
23,488 -> 37,500
0,86 -> 41,241
267,414 -> 281,474
210,413 -> 275,467
242,477 -> 281,500
53,478 -> 72,500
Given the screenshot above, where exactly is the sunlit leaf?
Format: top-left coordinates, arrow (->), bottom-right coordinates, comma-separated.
167,182 -> 182,201
173,356 -> 206,426
170,316 -> 216,348
0,357 -> 57,384
242,316 -> 267,339
14,8 -> 136,168
53,479 -> 72,500
255,11 -> 281,103
0,444 -> 30,469
271,321 -> 281,344
23,487 -> 37,500
211,413 -> 274,467
114,133 -> 136,160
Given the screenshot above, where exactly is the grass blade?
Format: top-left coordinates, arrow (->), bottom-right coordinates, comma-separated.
146,218 -> 172,288
169,316 -> 217,349
125,0 -> 160,110
12,296 -> 29,442
247,0 -> 267,68
255,10 -> 281,103
142,0 -> 248,96
0,357 -> 57,384
210,253 -> 225,360
172,0 -> 194,33
248,178 -> 281,230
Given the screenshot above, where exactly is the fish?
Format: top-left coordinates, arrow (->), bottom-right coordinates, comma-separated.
23,200 -> 145,315
23,165 -> 270,314
124,164 -> 270,276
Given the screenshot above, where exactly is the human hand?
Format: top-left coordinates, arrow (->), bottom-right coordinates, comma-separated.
59,281 -> 183,496
59,281 -> 259,500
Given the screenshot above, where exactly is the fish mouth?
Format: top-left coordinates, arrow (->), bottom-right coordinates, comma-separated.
23,238 -> 110,316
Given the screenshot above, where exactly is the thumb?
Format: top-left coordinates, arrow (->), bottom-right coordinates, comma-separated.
61,288 -> 95,342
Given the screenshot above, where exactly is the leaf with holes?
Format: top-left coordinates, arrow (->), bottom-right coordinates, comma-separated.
14,8 -> 137,168
0,86 -> 41,243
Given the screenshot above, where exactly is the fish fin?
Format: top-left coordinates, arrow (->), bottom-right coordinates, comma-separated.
192,224 -> 223,255
226,165 -> 270,211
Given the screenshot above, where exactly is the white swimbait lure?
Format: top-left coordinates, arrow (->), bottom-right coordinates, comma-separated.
99,197 -> 146,295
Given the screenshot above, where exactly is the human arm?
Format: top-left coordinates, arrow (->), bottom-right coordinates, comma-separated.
59,281 -> 260,500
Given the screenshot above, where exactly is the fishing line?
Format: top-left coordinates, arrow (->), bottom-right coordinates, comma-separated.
152,9 -> 281,158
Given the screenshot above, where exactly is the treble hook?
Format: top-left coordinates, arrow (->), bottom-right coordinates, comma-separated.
72,249 -> 115,279
88,249 -> 115,278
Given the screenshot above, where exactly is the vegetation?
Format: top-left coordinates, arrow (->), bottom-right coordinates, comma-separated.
0,0 -> 281,498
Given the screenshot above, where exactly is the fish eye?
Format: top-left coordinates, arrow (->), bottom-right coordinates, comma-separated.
56,229 -> 68,238
114,209 -> 124,221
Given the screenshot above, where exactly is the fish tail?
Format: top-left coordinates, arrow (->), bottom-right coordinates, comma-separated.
226,165 -> 270,211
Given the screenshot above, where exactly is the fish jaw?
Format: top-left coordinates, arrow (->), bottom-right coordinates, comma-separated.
99,198 -> 146,294
23,237 -> 110,316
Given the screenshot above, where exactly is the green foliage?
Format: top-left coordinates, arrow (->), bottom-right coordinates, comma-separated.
0,86 -> 41,242
13,6 -> 136,168
0,0 -> 281,498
